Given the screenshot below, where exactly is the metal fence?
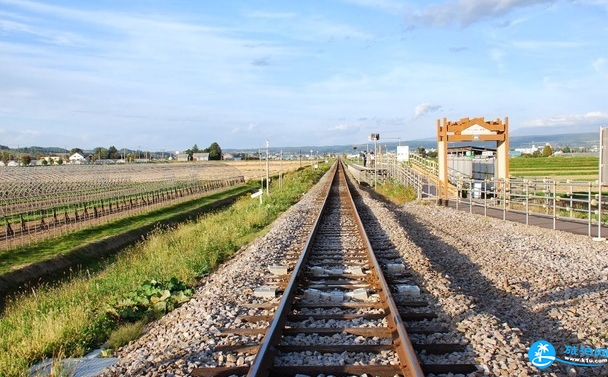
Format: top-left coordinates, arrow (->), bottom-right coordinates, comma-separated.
355,155 -> 607,239
451,176 -> 607,238
347,157 -> 438,200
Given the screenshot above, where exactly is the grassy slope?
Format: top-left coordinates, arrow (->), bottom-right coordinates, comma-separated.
0,185 -> 254,275
0,164 -> 329,377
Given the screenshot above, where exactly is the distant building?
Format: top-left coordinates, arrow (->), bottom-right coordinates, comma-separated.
69,153 -> 86,164
192,153 -> 209,161
514,144 -> 543,155
176,153 -> 189,162
447,146 -> 495,157
42,156 -> 63,164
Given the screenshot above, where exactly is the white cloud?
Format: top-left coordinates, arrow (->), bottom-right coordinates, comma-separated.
406,0 -> 556,27
521,111 -> 608,127
414,103 -> 442,119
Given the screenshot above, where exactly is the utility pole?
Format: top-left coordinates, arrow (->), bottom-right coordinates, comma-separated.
266,140 -> 270,196
280,149 -> 283,189
259,146 -> 263,204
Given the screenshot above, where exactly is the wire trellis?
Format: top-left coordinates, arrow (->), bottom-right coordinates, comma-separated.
0,163 -> 245,250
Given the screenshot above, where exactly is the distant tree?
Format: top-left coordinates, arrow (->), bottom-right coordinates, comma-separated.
416,147 -> 427,158
1,151 -> 9,164
207,142 -> 222,160
21,154 -> 32,166
93,147 -> 107,161
427,150 -> 438,159
191,144 -> 200,153
562,146 -> 571,153
532,150 -> 541,158
70,148 -> 84,155
542,145 -> 554,157
57,157 -> 64,165
49,157 -> 55,165
41,159 -> 49,166
108,146 -> 119,159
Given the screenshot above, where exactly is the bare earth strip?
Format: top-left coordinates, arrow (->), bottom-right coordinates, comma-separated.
223,160 -> 313,181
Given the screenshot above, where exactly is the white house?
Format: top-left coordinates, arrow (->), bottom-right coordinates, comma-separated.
69,152 -> 86,164
193,153 -> 209,161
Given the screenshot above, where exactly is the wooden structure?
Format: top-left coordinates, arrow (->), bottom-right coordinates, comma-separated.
437,117 -> 509,204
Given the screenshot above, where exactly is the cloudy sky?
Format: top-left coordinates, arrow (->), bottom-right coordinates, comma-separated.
1,0 -> 607,150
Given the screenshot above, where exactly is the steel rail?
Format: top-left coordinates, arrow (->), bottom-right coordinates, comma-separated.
342,161 -> 425,377
246,162 -> 338,377
247,160 -> 425,377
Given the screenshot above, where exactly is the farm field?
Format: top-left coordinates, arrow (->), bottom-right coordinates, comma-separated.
0,163 -> 246,251
223,159 -> 318,181
510,155 -> 599,180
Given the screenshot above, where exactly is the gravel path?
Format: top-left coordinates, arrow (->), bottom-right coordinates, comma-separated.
102,167 -> 608,377
352,184 -> 608,377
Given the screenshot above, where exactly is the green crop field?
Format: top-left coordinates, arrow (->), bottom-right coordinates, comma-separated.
510,156 -> 599,180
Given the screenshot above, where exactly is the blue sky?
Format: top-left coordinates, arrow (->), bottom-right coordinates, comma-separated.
1,0 -> 607,151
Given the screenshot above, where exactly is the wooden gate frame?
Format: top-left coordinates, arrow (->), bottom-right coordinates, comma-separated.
437,117 -> 509,204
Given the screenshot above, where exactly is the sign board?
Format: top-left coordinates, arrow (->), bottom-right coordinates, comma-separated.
251,189 -> 263,199
601,127 -> 608,185
397,145 -> 410,162
461,124 -> 496,136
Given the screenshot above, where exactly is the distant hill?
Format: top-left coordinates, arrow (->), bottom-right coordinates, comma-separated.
13,146 -> 69,155
225,132 -> 600,154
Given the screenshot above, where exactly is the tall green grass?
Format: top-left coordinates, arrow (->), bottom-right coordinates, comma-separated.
0,164 -> 330,377
376,179 -> 417,205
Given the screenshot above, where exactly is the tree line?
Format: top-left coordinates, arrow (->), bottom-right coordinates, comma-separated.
184,142 -> 222,160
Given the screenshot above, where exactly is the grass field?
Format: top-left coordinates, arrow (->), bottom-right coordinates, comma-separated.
510,156 -> 599,180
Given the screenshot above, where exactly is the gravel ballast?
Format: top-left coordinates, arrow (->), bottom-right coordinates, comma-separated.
352,184 -> 608,377
102,167 -> 608,377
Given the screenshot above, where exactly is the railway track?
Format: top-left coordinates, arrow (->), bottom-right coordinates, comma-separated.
191,161 -> 476,377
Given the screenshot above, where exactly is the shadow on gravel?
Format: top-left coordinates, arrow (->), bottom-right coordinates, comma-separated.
346,182 -> 481,368
362,194 -> 600,375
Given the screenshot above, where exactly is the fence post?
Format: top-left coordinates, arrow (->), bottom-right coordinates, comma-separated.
597,183 -> 604,240
552,181 -> 557,230
525,180 -> 529,226
502,179 -> 506,221
588,182 -> 592,237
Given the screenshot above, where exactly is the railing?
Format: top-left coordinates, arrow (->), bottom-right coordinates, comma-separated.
409,153 -> 438,176
450,176 -> 607,237
353,154 -> 608,238
350,157 -> 437,200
